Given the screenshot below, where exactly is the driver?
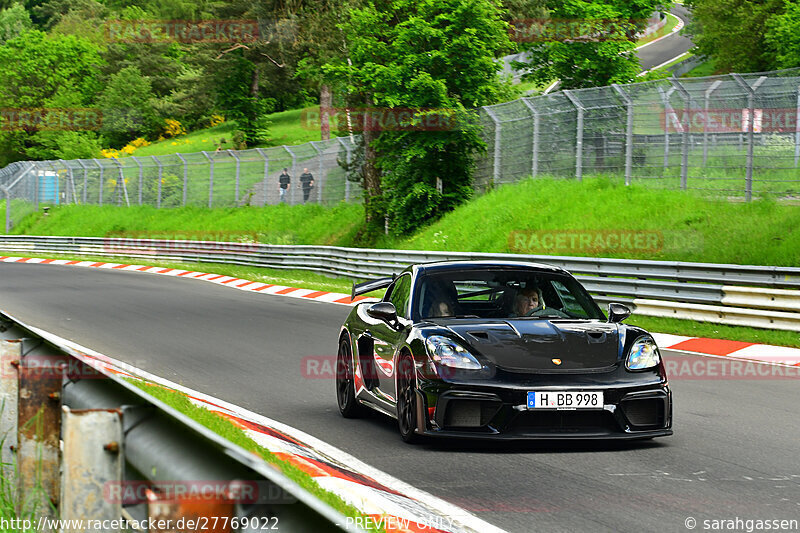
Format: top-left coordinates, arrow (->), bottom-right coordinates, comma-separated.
513,286 -> 544,317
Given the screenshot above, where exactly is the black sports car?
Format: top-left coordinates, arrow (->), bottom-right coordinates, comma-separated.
336,261 -> 672,442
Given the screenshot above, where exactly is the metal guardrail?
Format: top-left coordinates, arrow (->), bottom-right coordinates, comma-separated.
0,235 -> 799,331
0,310 -> 360,532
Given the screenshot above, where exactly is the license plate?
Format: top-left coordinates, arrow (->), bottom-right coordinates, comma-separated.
527,391 -> 603,410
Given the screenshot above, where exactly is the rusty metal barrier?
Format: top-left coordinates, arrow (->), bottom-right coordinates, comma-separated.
0,311 -> 362,533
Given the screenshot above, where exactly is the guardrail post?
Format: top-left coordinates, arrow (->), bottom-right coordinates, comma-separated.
152,156 -> 163,209
483,106 -> 501,187
703,80 -> 722,166
732,74 -> 767,202
201,151 -> 214,208
795,85 -> 800,168
17,339 -> 66,521
563,90 -> 584,181
94,158 -> 104,205
227,150 -> 240,205
255,148 -> 269,206
60,407 -> 123,526
310,141 -> 324,204
283,146 -> 297,205
337,137 -> 352,202
176,153 -> 188,206
520,99 -> 540,178
612,84 -> 634,185
669,78 -> 690,190
0,339 -> 20,483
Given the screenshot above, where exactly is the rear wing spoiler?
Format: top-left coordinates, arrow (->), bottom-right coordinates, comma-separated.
351,276 -> 394,301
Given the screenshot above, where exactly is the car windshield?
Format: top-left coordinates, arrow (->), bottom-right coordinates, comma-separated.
416,269 -> 605,321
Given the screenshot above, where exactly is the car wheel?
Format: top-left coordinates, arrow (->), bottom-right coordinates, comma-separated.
336,337 -> 365,418
396,353 -> 421,443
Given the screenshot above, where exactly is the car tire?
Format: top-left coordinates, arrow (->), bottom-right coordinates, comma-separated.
336,337 -> 365,418
396,353 -> 422,443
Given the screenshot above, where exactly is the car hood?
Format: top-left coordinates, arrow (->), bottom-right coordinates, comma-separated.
442,319 -> 620,372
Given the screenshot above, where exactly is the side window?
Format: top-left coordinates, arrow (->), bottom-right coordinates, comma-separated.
388,275 -> 412,319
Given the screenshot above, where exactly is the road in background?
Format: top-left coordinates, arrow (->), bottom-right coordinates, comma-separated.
637,5 -> 694,71
0,263 -> 797,532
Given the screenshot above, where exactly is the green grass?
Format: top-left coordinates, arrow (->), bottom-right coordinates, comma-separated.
125,380 -> 383,532
628,315 -> 800,349
131,121 -> 240,157
127,107 -> 334,159
683,57 -> 721,78
399,177 -> 800,266
11,202 -> 365,247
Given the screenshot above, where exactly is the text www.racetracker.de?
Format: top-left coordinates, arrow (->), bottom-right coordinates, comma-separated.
1,516 -> 280,531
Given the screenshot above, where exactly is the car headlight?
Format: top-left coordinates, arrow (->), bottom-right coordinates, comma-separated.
626,336 -> 661,370
425,335 -> 482,370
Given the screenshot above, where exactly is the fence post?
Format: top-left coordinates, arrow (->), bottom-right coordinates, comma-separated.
658,86 -> 675,174
612,84 -> 633,185
795,85 -> 800,168
57,159 -> 75,204
520,99 -> 540,178
482,106 -> 501,187
669,78 -> 690,190
152,156 -> 163,208
76,160 -> 88,204
732,74 -> 767,202
563,90 -> 584,180
337,137 -> 352,202
283,146 -> 297,204
112,159 -> 130,207
227,150 -> 240,205
176,153 -> 188,206
310,141 -> 324,204
703,80 -> 722,166
94,158 -> 104,205
2,185 -> 9,233
255,148 -> 269,205
130,156 -> 143,206
201,151 -> 214,208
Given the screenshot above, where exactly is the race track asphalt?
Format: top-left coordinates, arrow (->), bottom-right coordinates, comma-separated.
1,262 -> 798,532
637,5 -> 695,72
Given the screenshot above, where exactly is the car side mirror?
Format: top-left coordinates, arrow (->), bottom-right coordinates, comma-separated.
607,303 -> 631,323
367,302 -> 399,325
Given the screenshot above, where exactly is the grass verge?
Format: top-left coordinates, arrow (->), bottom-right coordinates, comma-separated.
125,380 -> 383,532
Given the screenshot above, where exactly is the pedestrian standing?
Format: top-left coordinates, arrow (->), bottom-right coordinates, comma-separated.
278,168 -> 291,203
299,168 -> 315,203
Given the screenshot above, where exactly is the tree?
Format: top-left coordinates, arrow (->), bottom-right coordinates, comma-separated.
0,3 -> 32,43
0,29 -> 104,163
519,0 -> 671,89
97,66 -> 162,147
685,0 -> 783,73
765,0 -> 800,69
327,0 -> 511,232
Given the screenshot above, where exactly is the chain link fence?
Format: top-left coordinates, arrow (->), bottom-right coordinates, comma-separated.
477,67 -> 800,199
3,68 -> 800,233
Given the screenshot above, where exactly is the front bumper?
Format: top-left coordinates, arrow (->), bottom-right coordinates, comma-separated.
415,380 -> 672,440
